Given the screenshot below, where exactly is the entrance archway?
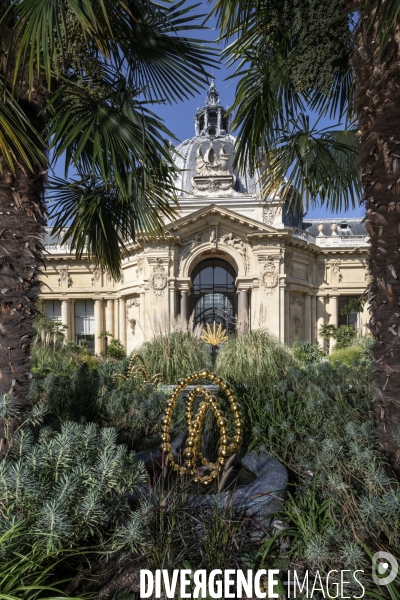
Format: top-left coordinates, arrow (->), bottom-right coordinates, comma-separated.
191,258 -> 237,334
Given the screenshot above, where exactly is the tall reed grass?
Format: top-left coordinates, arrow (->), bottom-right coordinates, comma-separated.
138,328 -> 212,383
216,329 -> 296,385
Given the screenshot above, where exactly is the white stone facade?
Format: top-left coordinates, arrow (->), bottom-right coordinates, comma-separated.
39,83 -> 370,354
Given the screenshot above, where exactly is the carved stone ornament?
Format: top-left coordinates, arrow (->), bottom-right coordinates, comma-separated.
263,207 -> 275,226
363,258 -> 370,281
129,319 -> 136,335
150,258 -> 168,298
58,265 -> 72,288
259,256 -> 278,294
90,264 -> 101,286
137,257 -> 144,275
183,233 -> 204,249
331,260 -> 341,282
126,298 -> 140,314
290,294 -> 305,308
284,250 -> 294,276
220,233 -> 250,274
191,140 -> 237,197
294,316 -> 301,336
209,225 -> 218,248
306,260 -> 314,282
317,261 -> 325,280
126,298 -> 140,334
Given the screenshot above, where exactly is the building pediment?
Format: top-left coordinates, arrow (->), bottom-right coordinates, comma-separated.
165,204 -> 288,241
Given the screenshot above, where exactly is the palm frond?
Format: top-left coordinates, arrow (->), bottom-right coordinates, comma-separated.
7,0 -> 115,89
259,116 -> 360,212
114,0 -> 218,102
46,75 -> 177,193
48,171 -> 178,279
0,86 -> 46,172
372,0 -> 400,49
6,0 -> 217,100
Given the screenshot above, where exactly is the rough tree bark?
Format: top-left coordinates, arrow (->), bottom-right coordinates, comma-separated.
352,4 -> 400,479
0,162 -> 46,402
0,18 -> 47,452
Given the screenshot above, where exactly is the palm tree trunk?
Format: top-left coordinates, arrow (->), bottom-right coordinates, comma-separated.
352,5 -> 400,478
0,163 -> 46,409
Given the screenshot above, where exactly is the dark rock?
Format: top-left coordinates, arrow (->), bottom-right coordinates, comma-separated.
132,439 -> 287,530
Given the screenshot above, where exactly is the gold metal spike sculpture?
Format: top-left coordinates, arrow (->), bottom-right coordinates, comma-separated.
113,354 -> 162,388
200,321 -> 228,346
160,369 -> 243,486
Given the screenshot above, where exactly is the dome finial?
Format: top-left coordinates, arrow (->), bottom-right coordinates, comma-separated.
205,76 -> 220,107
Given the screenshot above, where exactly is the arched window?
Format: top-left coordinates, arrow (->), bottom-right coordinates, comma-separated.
191,259 -> 237,334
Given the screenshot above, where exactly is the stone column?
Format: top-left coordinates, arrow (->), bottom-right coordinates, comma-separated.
114,299 -> 119,340
180,291 -> 189,325
238,289 -> 249,333
360,300 -> 369,336
69,300 -> 75,343
139,292 -> 146,337
311,295 -> 317,344
284,289 -> 290,344
317,295 -> 325,349
169,285 -> 176,330
94,299 -> 103,355
61,299 -> 69,340
330,295 -> 338,351
304,293 -> 312,342
105,300 -> 114,337
119,297 -> 127,350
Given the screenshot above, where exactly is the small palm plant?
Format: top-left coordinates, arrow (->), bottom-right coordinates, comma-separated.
200,321 -> 228,364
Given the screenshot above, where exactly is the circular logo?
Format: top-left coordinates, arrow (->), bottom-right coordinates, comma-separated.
372,551 -> 398,586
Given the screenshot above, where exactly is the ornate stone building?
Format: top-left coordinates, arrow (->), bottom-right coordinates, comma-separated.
39,82 -> 370,354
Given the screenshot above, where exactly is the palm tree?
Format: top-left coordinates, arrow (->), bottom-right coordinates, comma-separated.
212,0 -> 400,477
0,0 -> 215,410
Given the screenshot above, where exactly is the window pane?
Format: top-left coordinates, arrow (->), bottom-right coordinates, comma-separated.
43,300 -> 61,322
191,259 -> 236,334
75,300 -> 94,335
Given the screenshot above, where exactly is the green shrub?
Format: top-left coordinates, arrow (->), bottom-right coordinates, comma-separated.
328,345 -> 365,366
139,331 -> 212,383
0,421 -> 146,553
99,331 -> 126,360
97,380 -> 168,449
29,362 -> 101,424
292,341 -> 325,364
106,338 -> 126,360
0,523 -> 86,600
241,357 -> 400,593
216,329 -> 296,386
334,324 -> 357,349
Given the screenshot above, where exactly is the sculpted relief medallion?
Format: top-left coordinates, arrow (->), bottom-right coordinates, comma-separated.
58,265 -> 72,288
150,258 -> 168,299
259,256 -> 278,295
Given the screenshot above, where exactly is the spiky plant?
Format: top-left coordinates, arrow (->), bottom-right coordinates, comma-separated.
138,331 -> 212,383
243,355 -> 400,594
216,329 -> 296,386
0,421 -> 146,552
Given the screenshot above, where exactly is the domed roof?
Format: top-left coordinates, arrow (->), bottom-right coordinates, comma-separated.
174,81 -> 262,197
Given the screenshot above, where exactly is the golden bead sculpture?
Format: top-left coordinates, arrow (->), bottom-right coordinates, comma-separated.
113,354 -> 162,389
160,369 -> 243,485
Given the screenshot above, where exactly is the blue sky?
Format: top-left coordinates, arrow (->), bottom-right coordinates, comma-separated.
52,1 -> 364,222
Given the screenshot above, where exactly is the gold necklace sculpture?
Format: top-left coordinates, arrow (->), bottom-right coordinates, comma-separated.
113,353 -> 162,388
160,369 -> 244,486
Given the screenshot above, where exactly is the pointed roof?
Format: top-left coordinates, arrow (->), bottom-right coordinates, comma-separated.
165,204 -> 291,238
